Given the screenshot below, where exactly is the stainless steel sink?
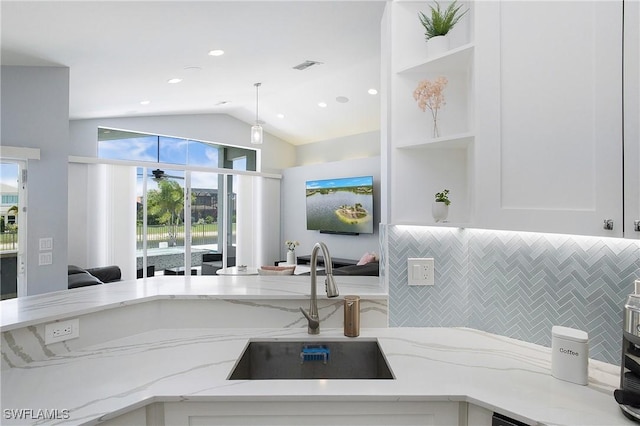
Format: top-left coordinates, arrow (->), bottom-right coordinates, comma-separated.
227,338 -> 395,380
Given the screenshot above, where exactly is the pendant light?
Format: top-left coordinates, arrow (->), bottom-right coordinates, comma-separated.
251,82 -> 263,144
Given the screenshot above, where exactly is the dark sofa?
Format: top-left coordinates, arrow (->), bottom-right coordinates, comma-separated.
332,261 -> 379,276
201,249 -> 236,275
201,253 -> 223,275
300,262 -> 379,276
68,265 -> 122,289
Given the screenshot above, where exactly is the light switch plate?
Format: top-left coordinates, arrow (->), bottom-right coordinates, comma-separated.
39,252 -> 53,266
408,258 -> 435,286
39,237 -> 53,251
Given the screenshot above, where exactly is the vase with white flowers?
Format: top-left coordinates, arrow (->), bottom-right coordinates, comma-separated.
285,240 -> 299,265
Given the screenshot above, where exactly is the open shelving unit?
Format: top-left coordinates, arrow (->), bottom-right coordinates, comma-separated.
388,0 -> 475,226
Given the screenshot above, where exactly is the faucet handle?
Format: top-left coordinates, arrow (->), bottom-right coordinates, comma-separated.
299,307 -> 320,330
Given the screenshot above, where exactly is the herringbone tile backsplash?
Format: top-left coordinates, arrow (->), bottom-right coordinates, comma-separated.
386,225 -> 640,364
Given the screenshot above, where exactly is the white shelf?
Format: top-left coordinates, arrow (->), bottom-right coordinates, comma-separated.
389,1 -> 475,227
396,132 -> 474,150
396,43 -> 474,75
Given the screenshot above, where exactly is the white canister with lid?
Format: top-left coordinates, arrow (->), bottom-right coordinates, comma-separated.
551,325 -> 589,385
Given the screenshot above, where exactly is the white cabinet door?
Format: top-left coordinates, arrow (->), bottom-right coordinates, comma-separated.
624,0 -> 640,239
465,403 -> 493,426
474,1 -> 623,237
164,401 -> 460,426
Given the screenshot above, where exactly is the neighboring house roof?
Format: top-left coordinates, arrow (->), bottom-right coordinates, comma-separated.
0,183 -> 18,194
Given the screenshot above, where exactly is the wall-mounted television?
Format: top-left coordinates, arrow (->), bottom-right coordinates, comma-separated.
305,175 -> 374,235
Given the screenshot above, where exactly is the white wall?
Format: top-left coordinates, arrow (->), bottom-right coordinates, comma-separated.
295,130 -> 380,166
281,156 -> 381,262
1,66 -> 70,295
68,114 -> 296,173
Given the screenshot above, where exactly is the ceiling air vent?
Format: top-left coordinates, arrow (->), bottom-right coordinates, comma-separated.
292,60 -> 323,71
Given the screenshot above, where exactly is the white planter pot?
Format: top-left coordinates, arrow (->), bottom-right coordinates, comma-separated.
432,201 -> 449,223
427,35 -> 449,57
286,250 -> 296,265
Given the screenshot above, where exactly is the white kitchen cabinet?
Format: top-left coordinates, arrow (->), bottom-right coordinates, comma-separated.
163,401 -> 461,425
99,406 -> 147,425
473,1 -> 624,237
387,1 -> 475,226
385,1 -> 633,238
464,403 -> 493,426
624,0 -> 640,239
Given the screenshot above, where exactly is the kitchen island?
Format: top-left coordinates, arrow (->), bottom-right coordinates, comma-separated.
0,276 -> 629,425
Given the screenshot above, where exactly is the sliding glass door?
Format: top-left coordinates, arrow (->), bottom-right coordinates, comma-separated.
191,171 -> 223,274
137,168 -> 228,277
0,161 -> 25,299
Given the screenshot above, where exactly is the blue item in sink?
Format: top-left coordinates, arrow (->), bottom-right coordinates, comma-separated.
300,345 -> 330,364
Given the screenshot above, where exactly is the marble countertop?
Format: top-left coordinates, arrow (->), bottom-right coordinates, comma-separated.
0,327 -> 628,426
0,278 -> 631,425
0,275 -> 386,331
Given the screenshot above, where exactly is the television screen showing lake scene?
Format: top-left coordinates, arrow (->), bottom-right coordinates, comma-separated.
306,176 -> 374,234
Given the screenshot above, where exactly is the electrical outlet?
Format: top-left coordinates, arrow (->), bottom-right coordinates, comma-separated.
45,318 -> 79,345
407,258 -> 435,286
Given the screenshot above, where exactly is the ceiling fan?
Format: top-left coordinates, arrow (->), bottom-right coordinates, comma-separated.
150,169 -> 184,182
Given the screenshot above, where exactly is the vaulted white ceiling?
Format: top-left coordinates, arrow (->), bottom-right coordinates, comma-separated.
1,1 -> 386,145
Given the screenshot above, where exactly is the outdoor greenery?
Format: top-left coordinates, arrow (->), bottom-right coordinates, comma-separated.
136,223 -> 229,249
0,230 -> 18,250
147,180 -> 184,225
136,179 -> 232,248
1,205 -> 19,249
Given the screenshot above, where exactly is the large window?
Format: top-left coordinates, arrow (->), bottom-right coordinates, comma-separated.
98,128 -> 256,171
92,128 -> 261,278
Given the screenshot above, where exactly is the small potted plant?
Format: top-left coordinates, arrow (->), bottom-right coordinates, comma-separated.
285,240 -> 299,265
432,189 -> 450,222
418,1 -> 469,56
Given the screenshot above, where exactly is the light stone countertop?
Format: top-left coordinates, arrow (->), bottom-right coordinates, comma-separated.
0,276 -> 631,426
0,327 -> 629,426
0,275 -> 386,331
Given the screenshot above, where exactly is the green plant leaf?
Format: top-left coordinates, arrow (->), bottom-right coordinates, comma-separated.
418,1 -> 469,41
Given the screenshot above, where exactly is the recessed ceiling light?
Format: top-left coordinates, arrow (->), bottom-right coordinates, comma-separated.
318,102 -> 327,108
208,49 -> 225,56
336,96 -> 349,103
277,113 -> 285,119
184,66 -> 202,72
167,78 -> 182,84
140,100 -> 151,105
368,88 -> 378,95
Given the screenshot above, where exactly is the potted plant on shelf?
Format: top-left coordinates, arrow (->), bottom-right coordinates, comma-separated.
418,1 -> 469,56
432,189 -> 450,223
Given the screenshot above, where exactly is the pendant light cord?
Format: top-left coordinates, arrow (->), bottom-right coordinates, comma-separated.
254,82 -> 261,124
